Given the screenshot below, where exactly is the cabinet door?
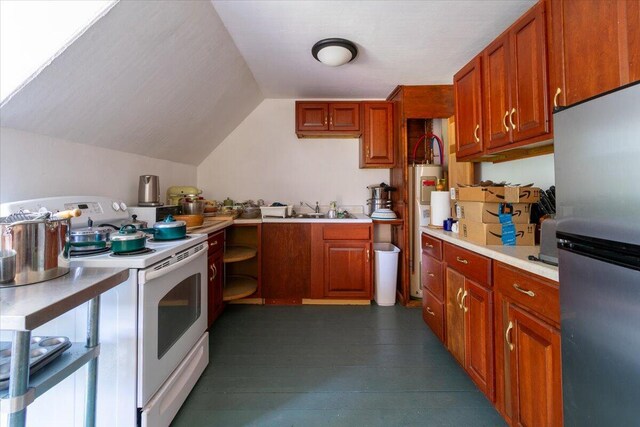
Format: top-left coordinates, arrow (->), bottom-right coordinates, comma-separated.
550,0 -> 630,107
464,279 -> 495,401
329,103 -> 360,131
445,267 -> 465,365
262,223 -> 310,304
297,102 -> 328,131
628,1 -> 640,83
454,56 -> 483,158
508,304 -> 563,427
360,102 -> 394,168
484,35 -> 512,149
207,251 -> 224,327
510,3 -> 549,142
324,241 -> 371,298
421,251 -> 444,300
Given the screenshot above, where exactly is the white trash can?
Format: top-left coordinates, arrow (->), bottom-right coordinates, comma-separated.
374,243 -> 400,306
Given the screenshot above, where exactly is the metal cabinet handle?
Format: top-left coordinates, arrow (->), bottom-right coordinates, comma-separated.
503,110 -> 510,132
424,243 -> 433,249
209,240 -> 218,248
209,264 -> 215,282
473,124 -> 480,142
461,290 -> 469,312
509,108 -> 516,129
513,283 -> 535,297
456,288 -> 463,308
324,115 -> 328,126
505,320 -> 514,351
329,115 -> 333,127
366,249 -> 370,263
426,272 -> 435,277
553,87 -> 562,108
456,256 -> 469,265
426,307 -> 436,316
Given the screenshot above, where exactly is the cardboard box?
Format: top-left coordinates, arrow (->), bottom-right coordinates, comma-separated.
457,186 -> 540,203
455,201 -> 531,224
459,220 -> 536,246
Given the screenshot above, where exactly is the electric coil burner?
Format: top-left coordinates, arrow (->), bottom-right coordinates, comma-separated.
109,248 -> 155,257
69,247 -> 111,257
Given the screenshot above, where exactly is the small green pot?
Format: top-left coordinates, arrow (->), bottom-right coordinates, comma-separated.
142,215 -> 187,240
110,225 -> 147,253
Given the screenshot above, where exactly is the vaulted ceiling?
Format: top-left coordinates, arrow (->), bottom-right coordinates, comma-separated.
0,0 -> 535,165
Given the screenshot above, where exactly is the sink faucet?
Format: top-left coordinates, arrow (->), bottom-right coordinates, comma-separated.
301,201 -> 320,213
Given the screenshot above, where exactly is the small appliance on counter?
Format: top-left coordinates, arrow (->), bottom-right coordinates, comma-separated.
138,175 -> 162,206
166,186 -> 202,206
128,205 -> 181,227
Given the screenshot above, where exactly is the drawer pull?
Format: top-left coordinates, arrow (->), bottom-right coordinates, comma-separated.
456,256 -> 469,265
424,243 -> 434,249
503,110 -> 510,132
513,283 -> 535,297
426,307 -> 436,316
456,288 -> 463,308
509,108 -> 516,129
461,290 -> 469,313
473,124 -> 480,142
553,87 -> 562,108
427,272 -> 435,277
209,264 -> 216,282
209,241 -> 218,247
505,321 -> 514,351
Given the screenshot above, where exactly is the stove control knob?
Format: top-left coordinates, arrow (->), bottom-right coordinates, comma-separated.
112,202 -> 120,211
120,202 -> 127,211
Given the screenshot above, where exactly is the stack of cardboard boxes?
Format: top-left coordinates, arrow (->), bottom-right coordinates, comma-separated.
453,186 -> 540,246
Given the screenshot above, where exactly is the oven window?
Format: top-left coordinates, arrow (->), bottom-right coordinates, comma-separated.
157,273 -> 201,358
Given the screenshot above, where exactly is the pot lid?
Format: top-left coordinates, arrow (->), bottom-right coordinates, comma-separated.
154,215 -> 185,228
71,226 -> 112,236
111,226 -> 146,241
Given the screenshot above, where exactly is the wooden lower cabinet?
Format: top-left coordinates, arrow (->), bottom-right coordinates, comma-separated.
508,305 -> 562,427
309,223 -> 373,300
494,262 -> 563,426
262,223 -> 311,304
422,289 -> 444,343
207,231 -> 225,327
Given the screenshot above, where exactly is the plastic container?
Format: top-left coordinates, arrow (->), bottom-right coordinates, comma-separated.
373,243 -> 400,306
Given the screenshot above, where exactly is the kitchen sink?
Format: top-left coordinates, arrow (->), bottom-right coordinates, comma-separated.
291,213 -> 358,219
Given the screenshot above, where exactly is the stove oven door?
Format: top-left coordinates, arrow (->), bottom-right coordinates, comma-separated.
137,242 -> 208,408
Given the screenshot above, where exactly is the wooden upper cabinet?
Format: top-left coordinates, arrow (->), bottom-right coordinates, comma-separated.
454,56 -> 484,158
297,102 -> 329,131
295,101 -> 361,137
509,3 -> 549,143
329,103 -> 360,131
508,305 -> 563,427
484,36 -> 512,149
484,2 -> 549,151
360,102 -> 394,168
549,0 -> 640,108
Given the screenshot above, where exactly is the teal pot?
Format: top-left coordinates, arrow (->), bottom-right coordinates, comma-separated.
110,225 -> 147,253
143,215 -> 187,241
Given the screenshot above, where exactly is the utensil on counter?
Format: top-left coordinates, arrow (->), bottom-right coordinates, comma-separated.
69,226 -> 112,251
110,225 -> 148,253
173,214 -> 205,227
0,213 -> 71,287
181,200 -> 205,215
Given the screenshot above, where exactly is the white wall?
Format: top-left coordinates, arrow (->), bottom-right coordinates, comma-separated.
197,99 -> 390,207
0,127 -> 196,204
477,153 -> 555,189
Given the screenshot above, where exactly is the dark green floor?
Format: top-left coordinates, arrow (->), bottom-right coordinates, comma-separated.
171,305 -> 505,427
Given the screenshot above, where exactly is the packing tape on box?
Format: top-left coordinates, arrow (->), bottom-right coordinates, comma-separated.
430,191 -> 451,227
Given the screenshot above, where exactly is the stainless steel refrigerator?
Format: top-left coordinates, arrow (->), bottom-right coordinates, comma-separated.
553,83 -> 640,426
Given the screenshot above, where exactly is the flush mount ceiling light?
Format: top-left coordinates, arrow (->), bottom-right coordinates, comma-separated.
312,38 -> 358,67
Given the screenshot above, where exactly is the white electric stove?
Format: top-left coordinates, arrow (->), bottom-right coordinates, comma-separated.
1,196 -> 210,427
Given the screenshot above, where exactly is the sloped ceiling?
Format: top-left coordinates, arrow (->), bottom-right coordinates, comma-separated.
212,0 -> 536,98
0,0 -> 263,165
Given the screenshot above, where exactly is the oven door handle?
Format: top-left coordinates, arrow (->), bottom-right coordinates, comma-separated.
141,244 -> 206,282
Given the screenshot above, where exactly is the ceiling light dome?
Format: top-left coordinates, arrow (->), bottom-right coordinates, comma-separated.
312,38 -> 358,67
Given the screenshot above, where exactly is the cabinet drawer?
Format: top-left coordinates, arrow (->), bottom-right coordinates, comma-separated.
421,233 -> 443,260
323,225 -> 371,240
423,289 -> 445,343
494,262 -> 559,324
422,252 -> 444,300
207,231 -> 224,255
444,243 -> 491,285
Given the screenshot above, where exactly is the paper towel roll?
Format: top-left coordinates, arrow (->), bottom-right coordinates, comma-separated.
430,191 -> 451,228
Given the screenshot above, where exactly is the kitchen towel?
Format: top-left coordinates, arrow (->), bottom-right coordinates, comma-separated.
430,191 -> 451,228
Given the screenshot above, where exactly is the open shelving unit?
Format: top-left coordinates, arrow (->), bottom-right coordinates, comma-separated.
222,224 -> 261,302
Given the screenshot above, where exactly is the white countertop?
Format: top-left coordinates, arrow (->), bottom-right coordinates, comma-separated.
261,213 -> 372,224
421,227 -> 558,282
